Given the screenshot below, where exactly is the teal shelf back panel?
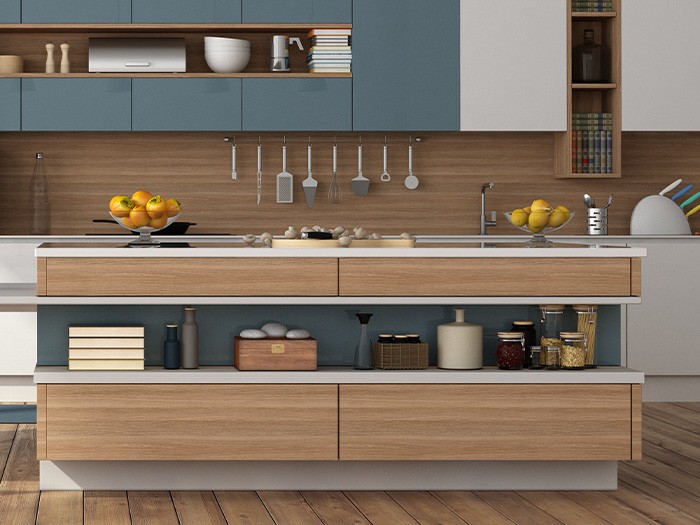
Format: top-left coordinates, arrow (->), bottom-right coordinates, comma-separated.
22,78 -> 131,131
132,0 -> 241,23
352,0 -> 460,131
37,304 -> 621,367
242,78 -> 352,131
22,0 -> 131,23
242,0 -> 351,23
132,78 -> 241,131
0,1 -> 20,23
0,79 -> 21,131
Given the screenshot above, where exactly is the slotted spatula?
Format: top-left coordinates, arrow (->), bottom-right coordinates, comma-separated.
276,138 -> 293,204
302,138 -> 318,208
351,139 -> 370,196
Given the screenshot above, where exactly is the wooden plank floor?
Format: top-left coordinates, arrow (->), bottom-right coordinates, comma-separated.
0,402 -> 697,525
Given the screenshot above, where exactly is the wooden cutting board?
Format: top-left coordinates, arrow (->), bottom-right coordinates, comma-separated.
271,238 -> 415,248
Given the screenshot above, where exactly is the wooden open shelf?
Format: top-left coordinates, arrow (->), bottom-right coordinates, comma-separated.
0,23 -> 352,33
554,0 -> 621,179
0,72 -> 351,78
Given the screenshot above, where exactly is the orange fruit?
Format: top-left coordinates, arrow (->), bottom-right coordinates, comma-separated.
129,205 -> 150,228
110,197 -> 134,218
165,198 -> 181,217
131,190 -> 153,207
149,215 -> 167,229
109,195 -> 128,210
121,216 -> 136,229
146,195 -> 167,219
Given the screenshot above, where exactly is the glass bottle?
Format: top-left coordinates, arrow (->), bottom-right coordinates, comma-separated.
544,345 -> 560,370
512,320 -> 536,368
496,331 -> 524,370
529,346 -> 543,370
572,29 -> 610,83
163,324 -> 181,369
560,332 -> 587,370
354,313 -> 374,369
540,305 -> 564,366
181,307 -> 199,369
29,152 -> 50,234
574,304 -> 598,368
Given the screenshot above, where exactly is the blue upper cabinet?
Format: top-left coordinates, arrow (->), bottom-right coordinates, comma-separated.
22,79 -> 131,131
0,1 -> 20,23
0,80 -> 21,131
22,0 -> 131,23
132,0 -> 241,23
242,78 -> 351,131
352,0 -> 460,131
242,0 -> 351,23
132,79 -> 241,131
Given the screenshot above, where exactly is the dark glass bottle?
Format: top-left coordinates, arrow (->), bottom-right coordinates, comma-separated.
512,320 -> 536,368
572,29 -> 610,83
163,324 -> 181,369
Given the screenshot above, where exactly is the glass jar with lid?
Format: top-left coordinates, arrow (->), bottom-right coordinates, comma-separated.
529,346 -> 543,369
496,332 -> 524,370
540,305 -> 565,366
511,320 -> 536,368
573,305 -> 598,368
544,345 -> 560,370
560,332 -> 587,370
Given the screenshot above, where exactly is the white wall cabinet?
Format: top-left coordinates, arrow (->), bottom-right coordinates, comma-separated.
460,0 -> 567,131
622,0 -> 700,131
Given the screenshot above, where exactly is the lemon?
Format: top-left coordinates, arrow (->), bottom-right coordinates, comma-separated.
548,209 -> 568,228
554,205 -> 571,221
528,210 -> 550,232
510,209 -> 528,227
523,206 -> 532,214
531,199 -> 552,213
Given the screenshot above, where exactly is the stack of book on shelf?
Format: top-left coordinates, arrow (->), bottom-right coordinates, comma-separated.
572,112 -> 613,174
572,1 -> 613,12
68,326 -> 145,370
307,28 -> 351,73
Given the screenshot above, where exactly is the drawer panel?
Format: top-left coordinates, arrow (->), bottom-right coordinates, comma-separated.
339,384 -> 635,460
43,384 -> 338,460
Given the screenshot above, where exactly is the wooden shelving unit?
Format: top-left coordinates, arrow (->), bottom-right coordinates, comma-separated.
554,0 -> 621,179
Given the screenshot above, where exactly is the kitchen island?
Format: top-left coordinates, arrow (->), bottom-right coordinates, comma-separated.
34,241 -> 645,490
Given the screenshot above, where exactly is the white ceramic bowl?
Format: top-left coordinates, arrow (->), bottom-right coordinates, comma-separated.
204,36 -> 251,47
204,49 -> 251,73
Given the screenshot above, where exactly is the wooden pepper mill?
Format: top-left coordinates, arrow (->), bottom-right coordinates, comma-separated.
60,43 -> 70,73
45,43 -> 55,73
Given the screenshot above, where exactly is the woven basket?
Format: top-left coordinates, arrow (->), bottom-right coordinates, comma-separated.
373,342 -> 429,370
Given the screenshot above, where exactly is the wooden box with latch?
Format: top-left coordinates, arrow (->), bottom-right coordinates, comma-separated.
234,337 -> 317,370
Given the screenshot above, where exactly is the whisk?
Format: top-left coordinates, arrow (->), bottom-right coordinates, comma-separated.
328,141 -> 342,204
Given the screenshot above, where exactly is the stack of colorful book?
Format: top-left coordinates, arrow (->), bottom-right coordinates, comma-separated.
572,1 -> 613,12
68,326 -> 145,370
572,112 -> 613,174
307,28 -> 351,73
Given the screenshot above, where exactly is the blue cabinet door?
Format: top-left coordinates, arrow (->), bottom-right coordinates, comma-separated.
22,79 -> 131,131
352,0 -> 460,131
242,78 -> 351,131
0,80 -> 21,131
133,0 -> 241,23
132,79 -> 241,131
242,0 -> 351,23
22,0 -> 131,23
0,1 -> 20,22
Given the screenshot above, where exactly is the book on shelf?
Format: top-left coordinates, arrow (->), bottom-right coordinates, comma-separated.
68,359 -> 145,371
68,337 -> 144,349
309,67 -> 352,73
308,28 -> 352,37
573,112 -> 612,119
69,348 -> 145,360
571,113 -> 613,174
68,326 -> 144,337
572,1 -> 613,12
308,46 -> 351,52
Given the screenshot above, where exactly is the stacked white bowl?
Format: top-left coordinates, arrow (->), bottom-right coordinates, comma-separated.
204,36 -> 251,73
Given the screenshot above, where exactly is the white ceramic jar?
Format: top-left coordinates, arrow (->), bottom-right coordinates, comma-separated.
437,308 -> 483,369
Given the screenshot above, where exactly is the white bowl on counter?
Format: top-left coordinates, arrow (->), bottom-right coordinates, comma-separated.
204,49 -> 251,73
204,36 -> 251,48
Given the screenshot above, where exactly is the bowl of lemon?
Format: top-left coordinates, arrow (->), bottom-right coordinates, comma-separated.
504,199 -> 573,246
109,190 -> 181,246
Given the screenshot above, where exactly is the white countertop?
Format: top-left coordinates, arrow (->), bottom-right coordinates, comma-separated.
35,241 -> 646,258
34,365 -> 644,384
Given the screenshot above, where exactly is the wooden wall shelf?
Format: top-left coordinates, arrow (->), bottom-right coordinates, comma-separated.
1,72 -> 351,78
0,23 -> 352,33
572,12 -> 616,19
572,83 -> 617,90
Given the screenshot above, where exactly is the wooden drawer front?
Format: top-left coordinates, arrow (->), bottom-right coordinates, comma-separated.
44,384 -> 338,460
339,258 -> 633,296
339,384 -> 633,460
43,257 -> 338,296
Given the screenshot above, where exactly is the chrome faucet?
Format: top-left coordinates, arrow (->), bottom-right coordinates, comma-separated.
480,182 -> 497,235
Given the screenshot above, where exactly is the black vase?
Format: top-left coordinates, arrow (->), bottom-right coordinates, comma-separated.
163,324 -> 181,369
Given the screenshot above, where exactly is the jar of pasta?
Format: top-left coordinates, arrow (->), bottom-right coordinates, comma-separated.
539,305 -> 564,366
573,305 -> 598,368
560,332 -> 586,370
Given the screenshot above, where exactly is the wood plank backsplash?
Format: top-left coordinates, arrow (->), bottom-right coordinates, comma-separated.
1,131 -> 699,235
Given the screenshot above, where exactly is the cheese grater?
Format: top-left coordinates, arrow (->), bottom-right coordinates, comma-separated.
276,140 -> 293,203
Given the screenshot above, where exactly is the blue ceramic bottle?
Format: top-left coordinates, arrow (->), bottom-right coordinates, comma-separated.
163,324 -> 181,369
354,313 -> 374,369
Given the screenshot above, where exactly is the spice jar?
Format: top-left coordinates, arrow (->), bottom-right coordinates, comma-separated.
560,332 -> 586,370
574,305 -> 598,368
529,346 -> 543,369
496,332 -> 524,370
377,334 -> 395,344
544,345 -> 560,370
512,320 -> 536,368
540,305 -> 565,366
405,334 -> 421,343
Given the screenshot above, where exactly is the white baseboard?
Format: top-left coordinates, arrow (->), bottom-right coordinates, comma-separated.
40,460 -> 618,491
643,376 -> 700,402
